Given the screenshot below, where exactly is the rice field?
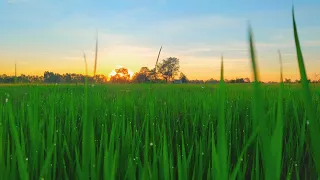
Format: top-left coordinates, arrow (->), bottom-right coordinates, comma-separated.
0,8 -> 319,180
0,83 -> 319,180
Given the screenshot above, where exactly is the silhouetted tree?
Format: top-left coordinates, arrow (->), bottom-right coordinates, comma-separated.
132,67 -> 151,83
179,72 -> 188,83
206,78 -> 219,84
93,74 -> 107,83
285,78 -> 292,83
148,68 -> 161,82
157,57 -> 180,82
189,79 -> 204,84
110,67 -> 131,83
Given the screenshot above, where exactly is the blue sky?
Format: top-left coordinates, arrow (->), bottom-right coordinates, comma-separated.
1,0 -> 320,81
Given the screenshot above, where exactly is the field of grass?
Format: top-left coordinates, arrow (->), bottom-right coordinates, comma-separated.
0,8 -> 319,180
0,83 -> 319,180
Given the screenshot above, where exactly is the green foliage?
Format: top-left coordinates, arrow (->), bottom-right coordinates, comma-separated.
0,83 -> 319,179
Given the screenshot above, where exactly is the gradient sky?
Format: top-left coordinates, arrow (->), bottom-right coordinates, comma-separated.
1,0 -> 320,81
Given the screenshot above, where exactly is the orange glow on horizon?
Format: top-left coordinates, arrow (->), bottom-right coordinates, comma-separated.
108,65 -> 134,80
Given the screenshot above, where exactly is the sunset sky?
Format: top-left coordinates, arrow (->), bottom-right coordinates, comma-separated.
1,0 -> 320,82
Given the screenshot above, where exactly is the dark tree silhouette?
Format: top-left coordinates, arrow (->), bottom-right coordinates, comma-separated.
110,67 -> 131,83
132,67 -> 151,83
157,57 -> 180,82
285,78 -> 292,83
179,72 -> 188,83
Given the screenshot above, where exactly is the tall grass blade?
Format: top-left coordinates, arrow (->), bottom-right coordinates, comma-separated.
7,103 -> 29,180
152,45 -> 162,83
292,7 -> 320,173
278,50 -> 283,83
269,50 -> 284,180
248,24 -> 269,179
14,61 -> 17,83
218,55 -> 228,179
93,31 -> 99,77
155,46 -> 162,71
82,52 -> 90,180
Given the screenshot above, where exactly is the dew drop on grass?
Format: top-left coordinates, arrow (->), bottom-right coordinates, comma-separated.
150,142 -> 154,146
201,152 -> 204,155
26,158 -> 28,161
5,98 -> 8,103
306,120 -> 309,125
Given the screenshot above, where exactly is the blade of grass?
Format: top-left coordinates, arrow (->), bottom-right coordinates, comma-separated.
93,30 -> 99,77
292,7 -> 320,173
217,55 -> 228,180
269,50 -> 284,180
155,46 -> 163,71
248,23 -> 271,180
81,52 -> 90,180
153,46 -> 162,82
7,102 -> 29,180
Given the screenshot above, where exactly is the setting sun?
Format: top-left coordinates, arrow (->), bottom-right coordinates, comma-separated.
108,65 -> 134,80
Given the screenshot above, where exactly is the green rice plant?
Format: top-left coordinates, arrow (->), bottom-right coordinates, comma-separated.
1,82 -> 319,179
215,55 -> 228,179
248,24 -> 286,180
155,46 -> 163,71
248,24 -> 266,180
292,7 -> 320,174
270,50 -> 284,180
93,31 -> 99,77
81,52 -> 95,179
14,61 -> 17,84
7,100 -> 29,179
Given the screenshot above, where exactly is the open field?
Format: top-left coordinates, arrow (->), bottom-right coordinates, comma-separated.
0,7 -> 319,180
0,83 -> 320,179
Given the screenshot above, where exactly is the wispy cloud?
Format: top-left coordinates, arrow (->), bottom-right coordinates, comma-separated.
7,0 -> 29,4
154,15 -> 245,34
303,40 -> 320,47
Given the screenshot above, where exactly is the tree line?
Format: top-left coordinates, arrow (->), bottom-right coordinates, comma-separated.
1,56 -> 318,84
